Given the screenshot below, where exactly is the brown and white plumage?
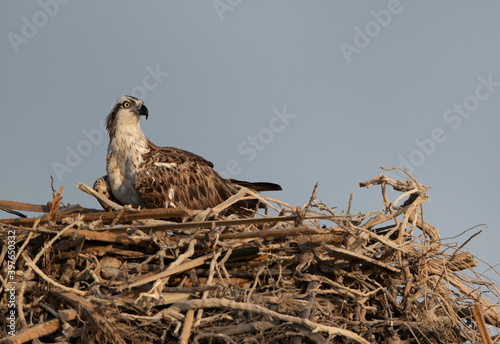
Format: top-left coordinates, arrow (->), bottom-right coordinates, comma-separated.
93,96 -> 281,215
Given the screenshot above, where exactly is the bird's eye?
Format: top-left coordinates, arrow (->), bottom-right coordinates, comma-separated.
123,101 -> 131,108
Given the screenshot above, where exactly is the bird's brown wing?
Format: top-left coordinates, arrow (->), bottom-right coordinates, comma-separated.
93,175 -> 123,211
145,143 -> 215,168
134,146 -> 237,210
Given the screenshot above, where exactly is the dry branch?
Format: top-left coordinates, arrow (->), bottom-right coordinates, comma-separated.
171,298 -> 371,344
472,303 -> 493,344
127,252 -> 216,289
0,200 -> 51,213
0,206 -> 193,227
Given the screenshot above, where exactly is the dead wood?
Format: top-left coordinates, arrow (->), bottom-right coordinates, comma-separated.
0,200 -> 51,213
1,170 -> 499,343
0,206 -> 193,227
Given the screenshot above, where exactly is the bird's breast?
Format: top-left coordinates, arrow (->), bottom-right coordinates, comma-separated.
106,137 -> 149,207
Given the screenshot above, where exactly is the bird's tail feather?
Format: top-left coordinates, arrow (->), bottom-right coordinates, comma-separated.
229,179 -> 282,192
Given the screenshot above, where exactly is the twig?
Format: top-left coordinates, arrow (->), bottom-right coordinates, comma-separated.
0,209 -> 27,218
303,183 -> 319,215
471,303 -> 493,344
217,226 -> 325,241
77,183 -> 123,211
171,298 -> 371,344
194,249 -> 223,327
347,192 -> 353,215
48,186 -> 64,221
442,224 -> 487,241
163,285 -> 218,293
50,175 -> 57,198
0,206 -> 193,226
392,188 -> 419,207
127,251 -> 216,289
381,166 -> 418,184
291,281 -> 320,344
215,321 -> 279,335
193,333 -> 238,344
22,253 -> 86,296
110,206 -> 126,227
179,309 -> 195,344
246,266 -> 265,302
168,240 -> 197,270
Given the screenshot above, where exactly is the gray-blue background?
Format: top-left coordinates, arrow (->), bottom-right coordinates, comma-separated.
1,1 -> 499,281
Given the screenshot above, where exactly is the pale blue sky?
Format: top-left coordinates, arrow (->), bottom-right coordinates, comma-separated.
1,1 -> 499,280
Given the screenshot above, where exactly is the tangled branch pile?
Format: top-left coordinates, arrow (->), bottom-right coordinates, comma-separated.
1,171 -> 499,343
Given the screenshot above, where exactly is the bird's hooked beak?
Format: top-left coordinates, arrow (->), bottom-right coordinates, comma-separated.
138,104 -> 149,120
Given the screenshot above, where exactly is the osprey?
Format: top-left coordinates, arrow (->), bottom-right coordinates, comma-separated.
93,95 -> 281,215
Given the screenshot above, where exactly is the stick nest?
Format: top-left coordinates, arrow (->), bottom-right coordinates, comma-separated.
1,170 -> 499,344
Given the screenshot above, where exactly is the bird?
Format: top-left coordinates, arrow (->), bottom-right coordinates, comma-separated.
93,95 -> 281,215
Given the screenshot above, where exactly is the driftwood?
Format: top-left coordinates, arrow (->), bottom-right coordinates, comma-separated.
0,170 -> 499,343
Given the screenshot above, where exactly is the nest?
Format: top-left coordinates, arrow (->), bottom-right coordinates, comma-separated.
1,169 -> 499,344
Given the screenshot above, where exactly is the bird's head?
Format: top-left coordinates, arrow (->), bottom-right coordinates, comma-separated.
106,95 -> 149,137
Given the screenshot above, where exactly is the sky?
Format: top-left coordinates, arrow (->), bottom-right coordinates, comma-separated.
1,1 -> 499,282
